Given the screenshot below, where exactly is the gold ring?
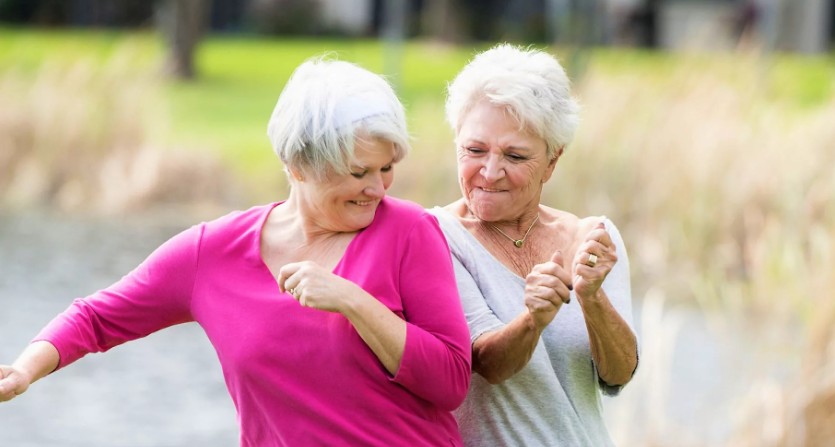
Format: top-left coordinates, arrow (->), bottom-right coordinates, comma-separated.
288,288 -> 296,296
587,254 -> 598,267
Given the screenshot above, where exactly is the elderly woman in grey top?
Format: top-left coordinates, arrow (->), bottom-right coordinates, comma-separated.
430,44 -> 639,446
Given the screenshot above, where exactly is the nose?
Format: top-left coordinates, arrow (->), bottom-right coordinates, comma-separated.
480,153 -> 505,182
362,172 -> 386,198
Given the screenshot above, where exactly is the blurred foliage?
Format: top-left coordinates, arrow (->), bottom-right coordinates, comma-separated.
1,27 -> 834,290
2,27 -> 835,446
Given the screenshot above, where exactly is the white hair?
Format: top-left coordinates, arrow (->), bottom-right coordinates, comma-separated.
267,57 -> 410,180
445,44 -> 580,158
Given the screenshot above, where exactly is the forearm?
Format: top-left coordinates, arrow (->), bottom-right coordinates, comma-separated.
580,289 -> 638,386
342,292 -> 407,376
472,311 -> 541,384
0,341 -> 60,401
13,341 -> 60,383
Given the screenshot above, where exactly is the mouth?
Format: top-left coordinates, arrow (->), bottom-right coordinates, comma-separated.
350,200 -> 377,206
479,187 -> 505,193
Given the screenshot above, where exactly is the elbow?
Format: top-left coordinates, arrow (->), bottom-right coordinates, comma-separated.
473,359 -> 519,385
598,353 -> 639,387
600,371 -> 633,387
436,361 -> 472,411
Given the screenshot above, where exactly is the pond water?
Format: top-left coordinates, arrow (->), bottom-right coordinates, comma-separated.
0,210 -> 801,446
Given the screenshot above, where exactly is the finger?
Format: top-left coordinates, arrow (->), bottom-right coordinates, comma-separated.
526,294 -> 558,313
276,262 -> 304,293
588,226 -> 614,250
0,367 -> 16,400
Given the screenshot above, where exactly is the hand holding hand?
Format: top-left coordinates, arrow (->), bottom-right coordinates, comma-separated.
0,364 -> 30,402
572,221 -> 617,300
524,251 -> 573,331
277,261 -> 361,313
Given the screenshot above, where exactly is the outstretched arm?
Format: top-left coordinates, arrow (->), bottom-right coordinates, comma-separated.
0,341 -> 59,402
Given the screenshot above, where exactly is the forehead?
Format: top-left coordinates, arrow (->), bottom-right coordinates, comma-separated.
458,102 -> 542,148
351,137 -> 396,166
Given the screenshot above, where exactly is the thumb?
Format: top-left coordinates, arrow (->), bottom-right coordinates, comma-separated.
551,250 -> 564,267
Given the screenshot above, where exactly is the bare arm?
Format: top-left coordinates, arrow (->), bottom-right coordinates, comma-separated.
472,312 -> 540,384
278,261 -> 406,375
472,251 -> 572,384
573,221 -> 639,386
0,341 -> 60,402
340,291 -> 406,375
580,289 -> 638,385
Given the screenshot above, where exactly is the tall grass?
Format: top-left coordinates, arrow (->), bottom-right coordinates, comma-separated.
558,52 -> 835,445
0,37 -> 231,213
1,28 -> 834,445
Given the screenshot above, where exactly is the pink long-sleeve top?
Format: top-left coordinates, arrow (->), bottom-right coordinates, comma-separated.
35,197 -> 472,446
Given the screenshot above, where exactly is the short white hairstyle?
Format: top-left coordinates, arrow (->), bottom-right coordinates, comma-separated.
267,57 -> 410,180
446,44 -> 580,158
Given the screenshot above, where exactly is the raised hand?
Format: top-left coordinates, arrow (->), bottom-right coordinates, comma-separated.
572,221 -> 617,300
524,250 -> 573,331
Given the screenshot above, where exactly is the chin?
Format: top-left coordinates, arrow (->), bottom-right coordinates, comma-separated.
469,201 -> 503,221
348,211 -> 377,231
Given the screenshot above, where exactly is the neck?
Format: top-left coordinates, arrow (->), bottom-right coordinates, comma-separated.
478,207 -> 540,233
276,197 -> 351,244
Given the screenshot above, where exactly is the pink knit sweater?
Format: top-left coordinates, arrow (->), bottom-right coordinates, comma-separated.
36,197 -> 471,446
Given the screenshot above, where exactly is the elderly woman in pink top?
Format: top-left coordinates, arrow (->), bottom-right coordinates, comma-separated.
0,57 -> 472,446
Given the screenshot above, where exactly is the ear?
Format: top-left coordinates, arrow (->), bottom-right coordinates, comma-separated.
287,167 -> 305,183
541,145 -> 564,184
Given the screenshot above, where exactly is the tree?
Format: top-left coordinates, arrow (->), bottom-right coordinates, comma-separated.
156,0 -> 209,80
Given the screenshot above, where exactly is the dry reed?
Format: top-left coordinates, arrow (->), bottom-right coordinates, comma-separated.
0,44 -> 231,214
550,53 -> 835,446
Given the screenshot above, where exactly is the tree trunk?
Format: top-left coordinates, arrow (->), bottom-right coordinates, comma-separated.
157,0 -> 208,80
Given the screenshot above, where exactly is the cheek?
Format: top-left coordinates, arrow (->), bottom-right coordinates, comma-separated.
385,170 -> 395,186
457,159 -> 480,183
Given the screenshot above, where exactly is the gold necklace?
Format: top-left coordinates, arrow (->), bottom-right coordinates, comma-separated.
489,214 -> 540,248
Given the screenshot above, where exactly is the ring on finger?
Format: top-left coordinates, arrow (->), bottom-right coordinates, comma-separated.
587,253 -> 598,267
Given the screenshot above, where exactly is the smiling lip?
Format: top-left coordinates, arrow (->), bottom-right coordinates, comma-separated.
479,187 -> 505,193
351,200 -> 377,206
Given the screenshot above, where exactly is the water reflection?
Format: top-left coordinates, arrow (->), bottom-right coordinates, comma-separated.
0,210 -> 238,446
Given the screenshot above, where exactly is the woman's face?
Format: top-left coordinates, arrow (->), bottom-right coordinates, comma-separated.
297,137 -> 396,232
455,101 -> 557,222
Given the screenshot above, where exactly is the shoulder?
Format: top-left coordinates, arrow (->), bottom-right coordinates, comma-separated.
541,207 -> 620,241
370,197 -> 443,240
203,203 -> 276,232
196,203 -> 277,251
377,196 -> 427,221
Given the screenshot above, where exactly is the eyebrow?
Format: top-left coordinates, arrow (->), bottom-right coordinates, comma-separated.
461,139 -> 533,153
350,159 -> 395,170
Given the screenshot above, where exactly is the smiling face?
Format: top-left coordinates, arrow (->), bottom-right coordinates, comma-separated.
455,100 -> 558,223
295,136 -> 396,232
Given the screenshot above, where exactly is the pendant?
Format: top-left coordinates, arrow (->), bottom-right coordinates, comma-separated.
514,240 -> 524,248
